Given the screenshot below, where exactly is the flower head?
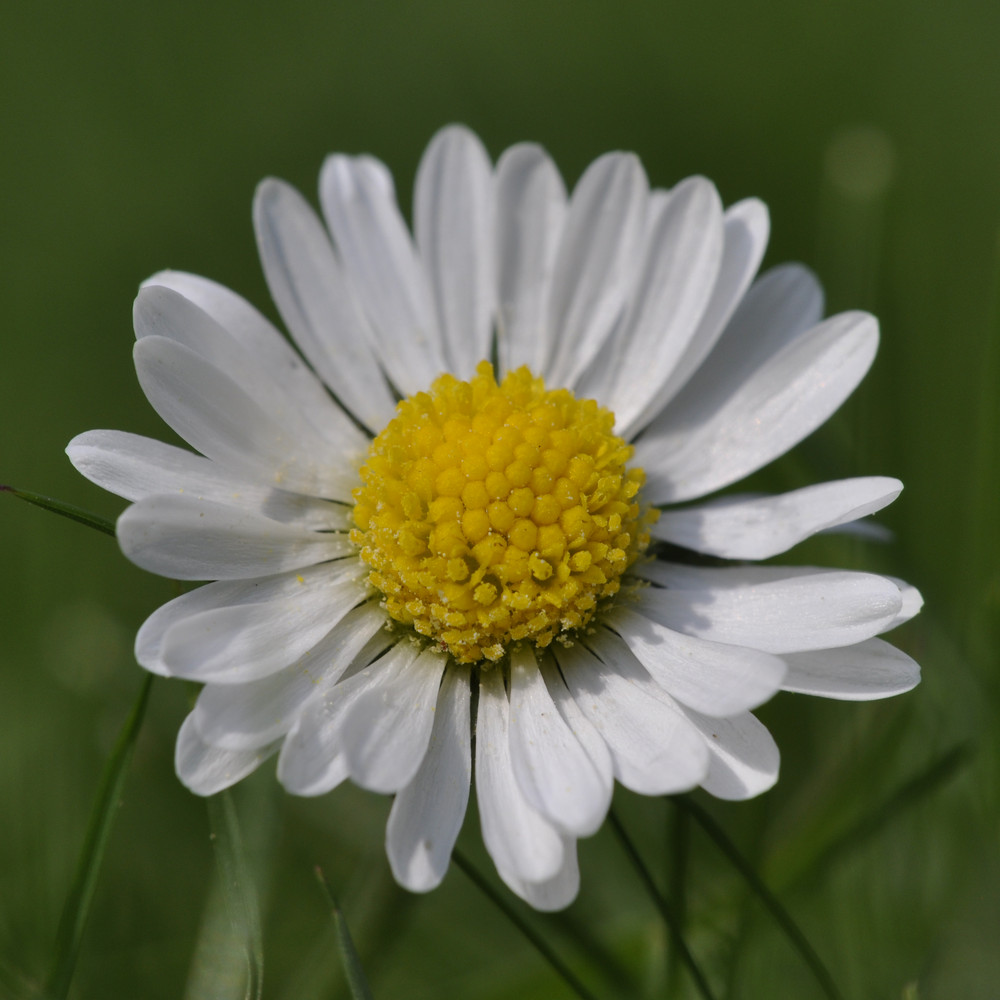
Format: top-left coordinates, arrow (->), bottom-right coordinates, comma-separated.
69,125 -> 921,910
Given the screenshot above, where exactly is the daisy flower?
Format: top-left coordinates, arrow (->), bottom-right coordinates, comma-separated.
68,125 -> 921,910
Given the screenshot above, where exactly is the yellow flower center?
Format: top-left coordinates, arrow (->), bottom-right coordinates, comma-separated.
351,362 -> 654,664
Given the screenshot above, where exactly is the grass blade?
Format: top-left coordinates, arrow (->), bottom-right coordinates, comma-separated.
206,791 -> 264,1000
607,808 -> 717,1000
0,485 -> 115,537
788,743 -> 973,890
314,868 -> 374,1000
675,795 -> 843,1000
451,849 -> 601,1000
44,672 -> 154,999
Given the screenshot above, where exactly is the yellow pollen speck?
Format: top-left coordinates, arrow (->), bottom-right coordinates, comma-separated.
351,361 -> 656,664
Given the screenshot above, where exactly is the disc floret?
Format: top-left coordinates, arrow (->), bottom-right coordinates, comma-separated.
351,362 -> 654,663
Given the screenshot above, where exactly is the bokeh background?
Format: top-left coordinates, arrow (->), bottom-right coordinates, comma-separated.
2,2 -> 998,998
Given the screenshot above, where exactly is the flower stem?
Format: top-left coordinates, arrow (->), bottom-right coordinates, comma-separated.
451,849 -> 600,1000
314,868 -> 374,1000
0,485 -> 115,536
606,808 -> 717,1000
674,795 -> 843,1000
44,673 -> 155,999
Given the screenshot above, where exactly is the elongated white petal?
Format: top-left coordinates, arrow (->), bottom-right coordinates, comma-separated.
134,285 -> 366,455
476,668 -> 564,883
647,198 -> 770,413
552,640 -> 708,795
605,177 -> 724,438
140,270 -> 353,446
782,638 -> 921,700
136,561 -> 367,682
687,262 -> 825,382
537,657 -> 615,784
175,713 -> 277,795
545,153 -> 648,386
319,154 -> 446,394
117,494 -> 352,580
277,733 -> 349,797
635,563 -> 903,653
415,125 -> 495,378
638,310 -> 876,503
134,336 -> 361,501
495,836 -> 580,912
386,664 -> 472,892
636,264 -> 823,503
886,578 -> 924,628
340,648 -> 448,793
254,178 -> 396,430
277,642 -> 417,796
652,477 -> 903,559
136,564 -> 359,675
682,709 -> 780,800
494,143 -> 567,375
508,646 -> 612,836
600,613 -> 786,717
193,601 -> 390,749
67,430 -> 348,529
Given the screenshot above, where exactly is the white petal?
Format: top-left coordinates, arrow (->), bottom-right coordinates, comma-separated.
544,153 -> 648,386
67,430 -> 349,529
253,178 -> 396,430
277,641 -> 417,796
175,712 -> 277,796
340,648 -> 448,793
495,836 -> 581,912
636,309 -> 878,503
319,153 -> 447,395
537,658 -> 616,786
635,563 -> 903,653
476,667 -> 564,883
147,562 -> 369,683
508,646 -> 612,837
136,569 -> 339,676
117,494 -> 352,580
386,664 -> 472,892
682,709 -> 780,801
140,270 -> 353,446
193,601 -> 390,749
686,262 -> 825,382
414,125 -> 495,378
133,335 -> 361,501
600,612 -> 786,717
652,477 -> 903,560
781,637 -> 921,700
552,640 -> 709,795
603,176 -> 725,439
886,578 -> 924,628
134,284 -> 366,455
647,198 -> 770,413
494,143 -> 567,375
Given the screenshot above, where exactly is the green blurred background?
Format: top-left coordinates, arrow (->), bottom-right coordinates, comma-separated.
2,2 -> 998,997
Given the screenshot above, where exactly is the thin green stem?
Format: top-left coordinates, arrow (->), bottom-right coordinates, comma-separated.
451,849 -> 600,1000
314,868 -> 374,1000
667,800 -> 691,998
789,743 -> 972,890
0,485 -> 115,536
606,809 -> 716,1000
206,791 -> 264,1000
675,796 -> 843,1000
44,673 -> 155,999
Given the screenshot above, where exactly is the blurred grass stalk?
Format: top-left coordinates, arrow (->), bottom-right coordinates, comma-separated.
44,672 -> 154,1000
